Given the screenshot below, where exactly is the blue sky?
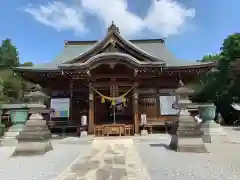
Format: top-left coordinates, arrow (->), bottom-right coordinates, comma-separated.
0,0 -> 239,64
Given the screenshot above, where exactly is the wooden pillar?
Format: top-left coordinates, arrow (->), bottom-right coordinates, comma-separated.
156,88 -> 160,120
88,85 -> 94,134
69,80 -> 73,123
133,85 -> 139,134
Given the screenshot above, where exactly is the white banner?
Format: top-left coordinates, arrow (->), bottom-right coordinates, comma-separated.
50,98 -> 70,118
160,96 -> 178,115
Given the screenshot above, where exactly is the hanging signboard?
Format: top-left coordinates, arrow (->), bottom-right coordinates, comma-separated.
50,98 -> 70,118
160,96 -> 178,115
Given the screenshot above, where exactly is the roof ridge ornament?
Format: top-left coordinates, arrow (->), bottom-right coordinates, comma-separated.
107,21 -> 120,34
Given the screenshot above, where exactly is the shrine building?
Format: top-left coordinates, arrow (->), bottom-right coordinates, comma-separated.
13,23 -> 215,135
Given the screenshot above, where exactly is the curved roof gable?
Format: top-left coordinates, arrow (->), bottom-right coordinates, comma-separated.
64,23 -> 166,64
59,52 -> 164,70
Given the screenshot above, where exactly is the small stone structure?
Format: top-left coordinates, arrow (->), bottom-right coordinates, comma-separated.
13,88 -> 53,156
140,129 -> 148,136
1,104 -> 29,146
13,113 -> 53,156
199,104 -> 228,143
24,89 -> 47,105
80,113 -> 88,137
80,131 -> 88,137
169,81 -> 207,153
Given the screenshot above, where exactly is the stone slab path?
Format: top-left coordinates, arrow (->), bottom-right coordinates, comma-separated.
57,139 -> 151,180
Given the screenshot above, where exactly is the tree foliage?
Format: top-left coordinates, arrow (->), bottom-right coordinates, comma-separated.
0,39 -> 20,67
200,54 -> 221,62
20,62 -> 33,67
0,38 -> 34,103
193,33 -> 240,124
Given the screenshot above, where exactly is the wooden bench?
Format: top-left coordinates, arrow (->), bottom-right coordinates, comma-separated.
94,125 -> 103,136
125,124 -> 134,136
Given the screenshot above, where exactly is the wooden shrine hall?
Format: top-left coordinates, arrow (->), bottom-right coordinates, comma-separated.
14,22 -> 215,136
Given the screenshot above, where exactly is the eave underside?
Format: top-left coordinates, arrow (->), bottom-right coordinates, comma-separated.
14,64 -> 214,91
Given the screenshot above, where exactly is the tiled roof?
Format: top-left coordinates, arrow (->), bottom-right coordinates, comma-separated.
16,38 -> 206,71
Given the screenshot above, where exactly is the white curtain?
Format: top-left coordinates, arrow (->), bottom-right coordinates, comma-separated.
160,96 -> 178,115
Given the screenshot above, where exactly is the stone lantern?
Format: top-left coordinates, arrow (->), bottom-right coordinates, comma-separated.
24,90 -> 47,105
12,89 -> 53,156
174,81 -> 200,136
169,81 -> 207,153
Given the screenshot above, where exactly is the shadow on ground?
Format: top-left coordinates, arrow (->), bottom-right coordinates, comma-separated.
149,143 -> 171,150
231,127 -> 240,131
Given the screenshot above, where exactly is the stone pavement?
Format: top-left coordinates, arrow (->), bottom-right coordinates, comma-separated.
57,139 -> 151,180
0,131 -> 240,180
0,139 -> 92,180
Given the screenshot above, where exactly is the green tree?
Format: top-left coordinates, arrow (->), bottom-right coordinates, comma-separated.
200,54 -> 221,62
20,62 -> 33,67
0,38 -> 35,103
220,33 -> 240,61
193,33 -> 240,124
2,75 -> 21,101
0,39 -> 20,67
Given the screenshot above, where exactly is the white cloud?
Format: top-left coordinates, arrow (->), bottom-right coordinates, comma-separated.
24,2 -> 86,34
145,0 -> 195,37
81,0 -> 145,37
23,0 -> 195,37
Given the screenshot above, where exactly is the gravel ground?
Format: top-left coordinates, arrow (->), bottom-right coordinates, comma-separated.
136,135 -> 240,180
223,126 -> 240,143
0,139 -> 92,180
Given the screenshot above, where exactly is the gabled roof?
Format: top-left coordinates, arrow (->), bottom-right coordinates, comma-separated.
59,52 -> 164,69
64,27 -> 165,64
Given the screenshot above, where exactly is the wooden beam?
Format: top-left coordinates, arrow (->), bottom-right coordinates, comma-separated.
91,74 -> 134,79
91,81 -> 133,87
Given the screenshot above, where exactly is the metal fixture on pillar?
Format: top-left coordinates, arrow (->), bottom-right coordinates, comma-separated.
89,92 -> 93,101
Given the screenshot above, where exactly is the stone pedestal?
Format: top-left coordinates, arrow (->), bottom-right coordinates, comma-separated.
198,104 -> 228,143
169,109 -> 207,153
140,130 -> 148,136
200,121 -> 228,143
1,124 -> 25,146
80,130 -> 88,137
177,109 -> 202,137
12,113 -> 53,156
